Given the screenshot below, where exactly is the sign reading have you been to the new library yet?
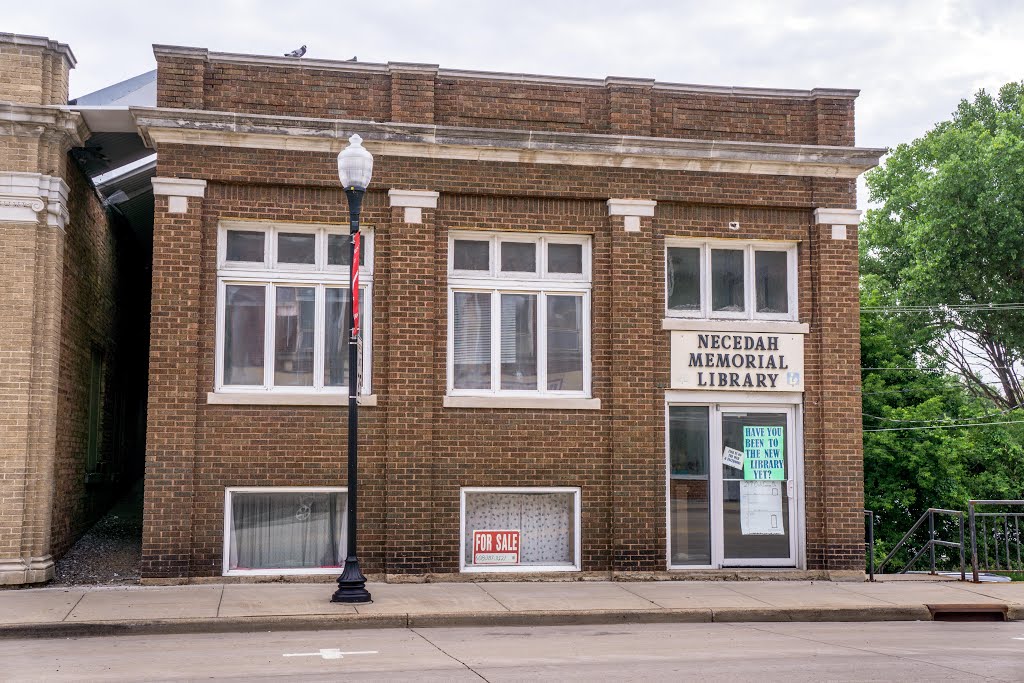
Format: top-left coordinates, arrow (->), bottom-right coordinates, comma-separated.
670,331 -> 804,392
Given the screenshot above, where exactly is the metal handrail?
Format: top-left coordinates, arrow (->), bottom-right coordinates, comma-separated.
968,499 -> 1024,583
864,509 -> 875,582
875,508 -> 966,579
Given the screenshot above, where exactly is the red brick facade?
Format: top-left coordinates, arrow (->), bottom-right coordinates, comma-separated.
141,46 -> 875,580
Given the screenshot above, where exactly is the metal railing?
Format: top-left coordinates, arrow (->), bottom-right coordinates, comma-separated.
874,508 -> 966,579
864,509 -> 875,581
969,500 -> 1024,583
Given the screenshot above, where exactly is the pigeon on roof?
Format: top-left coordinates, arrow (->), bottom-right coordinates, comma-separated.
285,45 -> 306,58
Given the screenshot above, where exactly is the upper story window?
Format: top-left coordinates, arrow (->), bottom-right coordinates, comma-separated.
215,221 -> 373,394
665,240 -> 797,321
448,231 -> 591,398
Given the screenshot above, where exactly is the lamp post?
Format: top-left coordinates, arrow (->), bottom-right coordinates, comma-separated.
332,134 -> 373,603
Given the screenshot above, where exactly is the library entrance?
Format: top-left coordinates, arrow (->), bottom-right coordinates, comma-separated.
667,402 -> 802,569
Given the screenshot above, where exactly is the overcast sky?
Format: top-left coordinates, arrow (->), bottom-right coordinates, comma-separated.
8,0 -> 1024,206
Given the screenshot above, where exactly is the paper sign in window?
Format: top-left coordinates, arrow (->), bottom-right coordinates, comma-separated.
740,480 -> 784,535
472,530 -> 521,565
722,446 -> 745,470
742,425 -> 785,480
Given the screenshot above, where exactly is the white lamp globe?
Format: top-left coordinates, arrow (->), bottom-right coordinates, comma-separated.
337,134 -> 374,189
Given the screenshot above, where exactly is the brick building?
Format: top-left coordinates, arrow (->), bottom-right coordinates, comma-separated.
0,33 -> 149,585
1,33 -> 884,584
131,44 -> 882,582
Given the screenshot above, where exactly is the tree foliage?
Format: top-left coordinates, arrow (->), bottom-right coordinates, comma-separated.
861,266 -> 1024,569
861,82 -> 1024,409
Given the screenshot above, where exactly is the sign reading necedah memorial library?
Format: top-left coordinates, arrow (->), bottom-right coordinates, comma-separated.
670,332 -> 804,392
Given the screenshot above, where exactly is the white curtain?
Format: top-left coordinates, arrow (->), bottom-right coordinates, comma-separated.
464,492 -> 574,566
229,492 -> 345,570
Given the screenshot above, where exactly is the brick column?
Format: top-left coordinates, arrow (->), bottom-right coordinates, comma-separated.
606,198 -> 661,572
141,177 -> 207,580
809,207 -> 864,575
606,77 -> 654,136
814,95 -> 856,146
383,188 -> 439,575
388,63 -> 438,124
0,173 -> 68,585
153,46 -> 207,109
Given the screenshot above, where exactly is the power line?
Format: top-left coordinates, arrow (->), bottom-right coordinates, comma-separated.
860,386 -> 959,395
864,418 -> 1024,432
861,303 -> 1024,313
862,367 -> 949,371
863,404 -> 1023,424
862,366 -> 1018,372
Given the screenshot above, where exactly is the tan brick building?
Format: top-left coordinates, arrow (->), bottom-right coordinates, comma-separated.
1,33 -> 884,584
0,33 -> 148,585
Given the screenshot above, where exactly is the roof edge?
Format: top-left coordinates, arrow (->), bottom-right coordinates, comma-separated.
148,44 -> 860,100
0,32 -> 76,67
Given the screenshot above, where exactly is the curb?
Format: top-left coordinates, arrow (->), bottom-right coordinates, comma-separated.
0,604 -> 955,640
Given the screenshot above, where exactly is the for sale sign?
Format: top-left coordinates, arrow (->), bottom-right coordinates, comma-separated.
472,530 -> 520,565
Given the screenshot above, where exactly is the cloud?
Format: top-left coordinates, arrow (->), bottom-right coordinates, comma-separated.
6,0 -> 1023,207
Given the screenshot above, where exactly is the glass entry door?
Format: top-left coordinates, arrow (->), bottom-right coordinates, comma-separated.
668,404 -> 798,568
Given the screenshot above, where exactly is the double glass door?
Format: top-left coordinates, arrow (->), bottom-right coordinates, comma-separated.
668,404 -> 798,568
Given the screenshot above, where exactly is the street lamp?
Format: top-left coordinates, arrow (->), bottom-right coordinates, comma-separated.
332,134 -> 373,603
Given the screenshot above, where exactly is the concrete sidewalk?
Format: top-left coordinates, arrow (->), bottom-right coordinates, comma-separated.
1,579 -> 1021,639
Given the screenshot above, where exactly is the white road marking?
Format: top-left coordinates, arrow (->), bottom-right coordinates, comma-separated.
282,649 -> 379,660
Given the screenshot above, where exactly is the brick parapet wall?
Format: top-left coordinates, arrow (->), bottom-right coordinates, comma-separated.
0,34 -> 73,106
153,52 -> 857,146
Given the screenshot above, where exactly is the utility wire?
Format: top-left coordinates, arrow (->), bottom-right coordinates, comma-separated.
863,403 -> 1023,424
861,303 -> 1024,313
864,418 -> 1024,432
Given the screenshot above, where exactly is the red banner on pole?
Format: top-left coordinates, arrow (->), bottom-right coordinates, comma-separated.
351,232 -> 360,337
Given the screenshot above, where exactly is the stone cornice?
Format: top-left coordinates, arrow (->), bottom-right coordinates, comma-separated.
0,172 -> 70,230
0,103 -> 89,146
150,45 -> 859,100
0,32 -> 76,67
131,107 -> 884,179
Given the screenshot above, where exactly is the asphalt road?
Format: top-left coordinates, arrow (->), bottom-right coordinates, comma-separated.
1,621 -> 1021,681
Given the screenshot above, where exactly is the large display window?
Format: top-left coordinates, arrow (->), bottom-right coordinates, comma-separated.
460,487 -> 581,572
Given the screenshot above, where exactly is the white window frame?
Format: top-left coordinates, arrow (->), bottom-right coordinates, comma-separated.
448,231 -> 592,399
459,486 -> 582,573
215,221 -> 373,396
665,239 -> 798,322
223,486 -> 348,576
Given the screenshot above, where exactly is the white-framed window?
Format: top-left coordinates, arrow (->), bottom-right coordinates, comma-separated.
448,231 -> 592,398
215,221 -> 373,395
665,240 -> 798,321
223,486 -> 347,576
460,487 -> 582,573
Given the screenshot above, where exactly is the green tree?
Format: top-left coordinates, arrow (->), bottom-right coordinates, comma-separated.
861,275 -> 1024,570
861,82 -> 1024,409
